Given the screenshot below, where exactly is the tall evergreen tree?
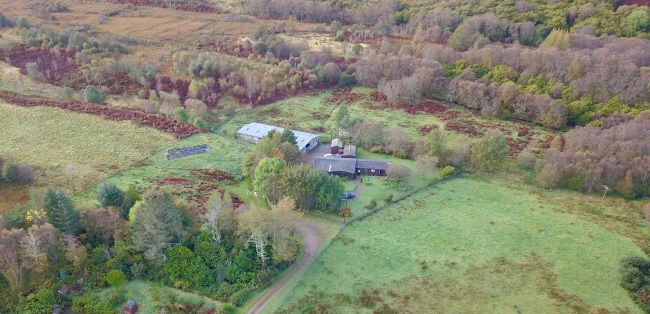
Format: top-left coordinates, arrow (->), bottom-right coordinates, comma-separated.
44,189 -> 79,235
131,191 -> 183,262
281,128 -> 297,146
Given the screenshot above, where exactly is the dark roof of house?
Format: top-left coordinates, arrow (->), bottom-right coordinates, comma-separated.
331,138 -> 343,148
342,145 -> 356,156
313,157 -> 356,174
356,159 -> 390,170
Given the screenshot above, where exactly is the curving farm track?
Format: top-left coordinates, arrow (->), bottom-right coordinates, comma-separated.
246,219 -> 327,314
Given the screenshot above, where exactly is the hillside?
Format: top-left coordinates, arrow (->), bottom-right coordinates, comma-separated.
0,0 -> 647,313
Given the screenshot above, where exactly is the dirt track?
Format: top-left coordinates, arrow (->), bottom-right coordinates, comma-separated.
246,219 -> 327,314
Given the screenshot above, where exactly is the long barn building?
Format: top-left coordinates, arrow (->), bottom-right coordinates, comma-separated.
236,122 -> 321,153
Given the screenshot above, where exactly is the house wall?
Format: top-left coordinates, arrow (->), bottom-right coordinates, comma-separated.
237,133 -> 261,143
303,136 -> 320,153
356,168 -> 387,176
331,146 -> 341,154
330,171 -> 356,179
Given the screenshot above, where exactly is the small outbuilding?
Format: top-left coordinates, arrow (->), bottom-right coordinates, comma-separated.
123,300 -> 138,314
331,138 -> 343,154
341,145 -> 356,158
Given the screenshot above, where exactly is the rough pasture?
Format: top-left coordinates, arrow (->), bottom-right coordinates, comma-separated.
279,176 -> 647,313
0,101 -> 174,191
0,91 -> 202,138
106,0 -> 222,13
153,176 -> 243,209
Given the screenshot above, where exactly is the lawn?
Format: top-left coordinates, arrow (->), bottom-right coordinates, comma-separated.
98,281 -> 228,313
278,175 -> 646,313
0,101 -> 175,194
343,148 -> 437,218
72,132 -> 253,206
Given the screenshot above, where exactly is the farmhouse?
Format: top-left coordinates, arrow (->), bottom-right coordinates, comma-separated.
313,157 -> 390,179
331,138 -> 343,154
237,122 -> 320,153
313,157 -> 357,179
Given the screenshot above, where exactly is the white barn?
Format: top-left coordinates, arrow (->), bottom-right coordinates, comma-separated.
236,122 -> 320,153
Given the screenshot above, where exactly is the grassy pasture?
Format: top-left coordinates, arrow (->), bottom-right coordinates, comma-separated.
217,92 -> 337,138
0,101 -> 174,194
73,132 -> 252,206
278,176 -> 646,313
98,281 -> 226,313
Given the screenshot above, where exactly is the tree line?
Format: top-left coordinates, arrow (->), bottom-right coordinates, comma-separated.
0,180 -> 305,312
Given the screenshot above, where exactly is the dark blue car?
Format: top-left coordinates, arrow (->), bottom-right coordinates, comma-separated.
342,192 -> 356,200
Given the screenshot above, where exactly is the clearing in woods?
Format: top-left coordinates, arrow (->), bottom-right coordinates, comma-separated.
0,101 -> 175,197
278,176 -> 647,313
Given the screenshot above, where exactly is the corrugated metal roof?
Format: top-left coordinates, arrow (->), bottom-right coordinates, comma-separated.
237,122 -> 319,151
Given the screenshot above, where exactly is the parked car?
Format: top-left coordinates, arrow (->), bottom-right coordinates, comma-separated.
342,192 -> 356,200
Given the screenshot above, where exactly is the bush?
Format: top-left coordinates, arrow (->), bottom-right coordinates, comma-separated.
365,200 -> 377,210
517,151 -> 536,169
384,194 -> 393,204
3,163 -> 18,183
439,165 -> 456,178
98,182 -> 126,209
18,289 -> 55,314
15,16 -> 29,28
83,86 -> 102,103
72,294 -> 117,314
15,163 -> 34,183
338,72 -> 356,86
105,269 -> 126,287
387,165 -> 412,186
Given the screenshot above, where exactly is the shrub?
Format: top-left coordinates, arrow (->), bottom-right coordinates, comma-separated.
97,182 -> 130,217
3,163 -> 18,183
15,163 -> 34,183
17,289 -> 55,314
63,87 -> 75,100
517,151 -> 536,169
83,86 -> 102,103
72,294 -> 116,314
15,16 -> 29,28
439,165 -> 456,178
387,165 -> 412,186
384,194 -> 393,204
365,200 -> 377,210
105,269 -> 126,287
338,72 -> 356,86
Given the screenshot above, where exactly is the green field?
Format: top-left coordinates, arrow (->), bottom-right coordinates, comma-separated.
0,101 -> 175,192
98,281 -> 228,313
278,176 -> 646,313
73,132 -> 253,206
217,92 -> 337,139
